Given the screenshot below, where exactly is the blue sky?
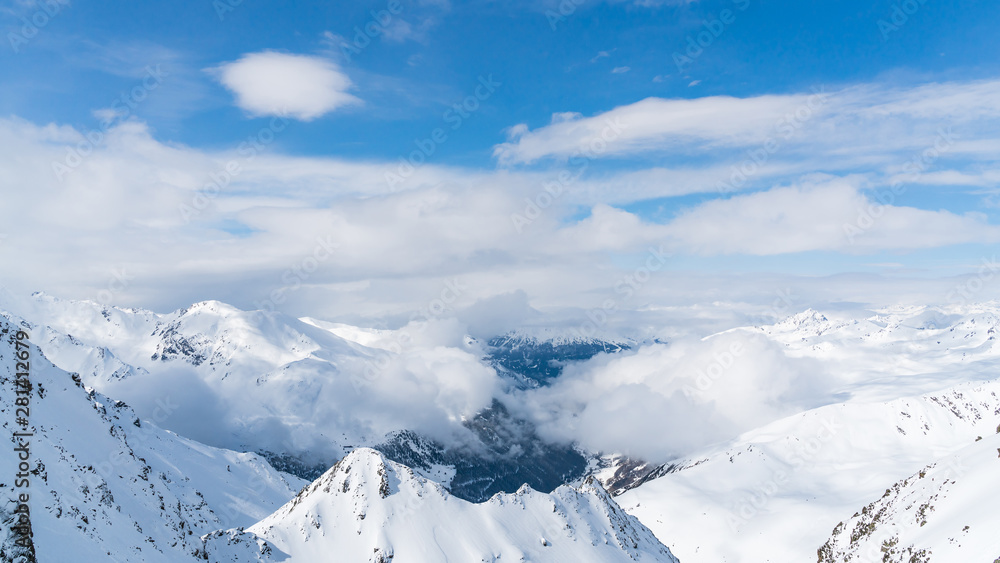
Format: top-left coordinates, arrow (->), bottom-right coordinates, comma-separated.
6,0 -> 1000,161
2,0 -> 1000,324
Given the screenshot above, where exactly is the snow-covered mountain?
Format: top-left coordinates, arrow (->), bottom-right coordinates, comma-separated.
485,331 -> 633,389
817,432 -> 1000,562
5,294 -> 379,460
753,305 -> 1000,401
3,293 -> 622,502
7,289 -> 1000,562
0,312 -> 681,562
204,447 -> 679,563
613,377 -> 1000,562
373,402 -> 589,502
0,315 -> 308,563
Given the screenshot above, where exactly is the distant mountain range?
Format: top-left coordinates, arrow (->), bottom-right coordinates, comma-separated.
4,291 -> 1000,561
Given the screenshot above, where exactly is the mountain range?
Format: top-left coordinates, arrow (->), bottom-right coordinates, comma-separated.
3,291 -> 1000,561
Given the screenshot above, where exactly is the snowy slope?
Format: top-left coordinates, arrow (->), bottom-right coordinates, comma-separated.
0,316 -> 307,563
0,308 -> 678,563
204,447 -> 679,563
596,306 -> 1000,562
616,378 -> 1000,563
754,305 -> 1000,400
817,432 -> 1000,563
11,295 -> 602,502
7,294 -> 386,460
9,292 -> 1000,562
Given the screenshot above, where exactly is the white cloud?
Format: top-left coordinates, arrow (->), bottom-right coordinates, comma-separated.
492,79 -> 1000,167
663,178 -> 1000,254
514,331 -> 831,462
455,291 -> 542,339
2,100 -> 1000,326
553,203 -> 654,251
494,93 -> 814,164
544,178 -> 1000,257
590,50 -> 613,63
890,169 -> 1000,188
856,80 -> 1000,120
212,51 -> 359,120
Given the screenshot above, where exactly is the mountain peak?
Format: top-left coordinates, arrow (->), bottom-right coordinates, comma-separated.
185,300 -> 242,315
211,445 -> 679,563
283,447 -> 444,521
321,447 -> 395,499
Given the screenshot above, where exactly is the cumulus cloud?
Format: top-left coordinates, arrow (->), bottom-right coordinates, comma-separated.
547,179 -> 1000,257
212,51 -> 359,120
341,318 -> 498,446
513,331 -> 832,461
90,313 -> 499,460
455,291 -> 542,339
553,204 -> 655,251
663,178 -> 1000,254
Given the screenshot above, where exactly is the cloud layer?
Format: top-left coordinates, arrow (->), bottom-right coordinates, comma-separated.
212,51 -> 359,120
2,77 -> 1000,326
513,331 -> 831,461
